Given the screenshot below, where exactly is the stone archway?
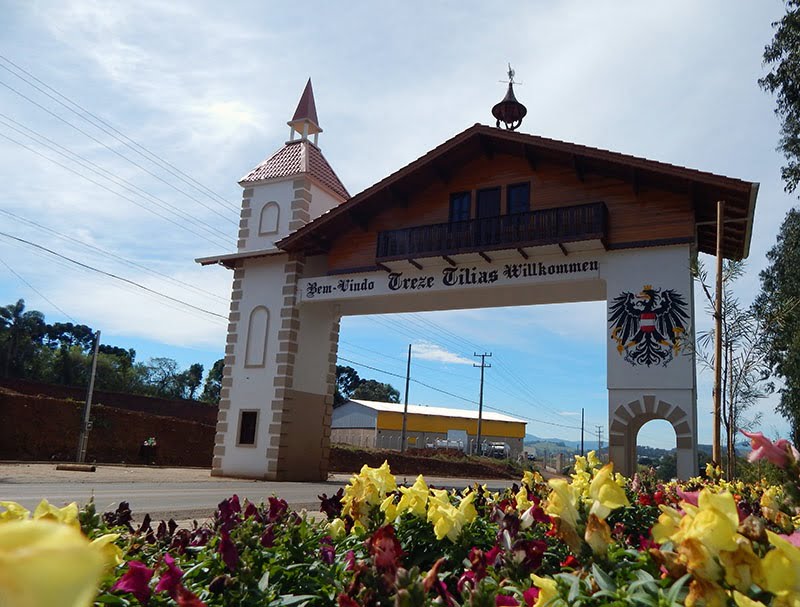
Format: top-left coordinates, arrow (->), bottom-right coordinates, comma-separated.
608,394 -> 696,478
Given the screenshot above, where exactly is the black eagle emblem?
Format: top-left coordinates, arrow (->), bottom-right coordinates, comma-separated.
608,285 -> 690,367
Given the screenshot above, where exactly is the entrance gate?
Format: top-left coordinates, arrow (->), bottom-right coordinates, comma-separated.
198,81 -> 757,481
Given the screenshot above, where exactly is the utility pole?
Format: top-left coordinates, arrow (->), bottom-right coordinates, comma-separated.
713,200 -> 725,467
401,344 -> 411,453
76,330 -> 100,463
473,352 -> 492,455
580,408 -> 585,456
595,425 -> 603,459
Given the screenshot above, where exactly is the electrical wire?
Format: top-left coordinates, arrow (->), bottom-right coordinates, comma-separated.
0,54 -> 236,211
0,231 -> 228,321
0,255 -> 77,322
0,208 -> 228,304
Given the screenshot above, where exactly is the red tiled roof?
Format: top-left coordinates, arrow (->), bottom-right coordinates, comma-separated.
239,140 -> 349,200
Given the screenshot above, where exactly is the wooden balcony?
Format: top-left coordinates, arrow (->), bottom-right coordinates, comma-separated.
376,201 -> 608,261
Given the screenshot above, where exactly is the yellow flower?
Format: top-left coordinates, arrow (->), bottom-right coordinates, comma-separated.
530,574 -> 565,607
684,490 -> 738,554
521,470 -> 543,489
516,485 -> 531,512
341,461 -> 397,523
90,533 -> 123,569
395,475 -> 429,518
426,489 -> 475,542
0,501 -> 30,522
588,463 -> 630,520
33,500 -> 80,530
586,450 -> 601,469
719,537 -> 765,592
0,519 -> 106,607
327,518 -> 346,539
733,591 -> 769,607
380,495 -> 398,524
545,479 -> 580,529
652,505 -> 683,544
762,530 -> 800,606
584,513 -> 612,555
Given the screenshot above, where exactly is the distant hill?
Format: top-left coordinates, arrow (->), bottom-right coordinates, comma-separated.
524,434 -> 742,456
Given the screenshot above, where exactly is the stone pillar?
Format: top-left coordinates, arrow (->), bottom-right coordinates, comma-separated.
604,246 -> 698,479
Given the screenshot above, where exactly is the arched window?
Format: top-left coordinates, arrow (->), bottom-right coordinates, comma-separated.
244,306 -> 270,367
259,202 -> 280,235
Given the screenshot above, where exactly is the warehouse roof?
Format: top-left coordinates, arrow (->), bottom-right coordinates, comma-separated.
349,399 -> 525,424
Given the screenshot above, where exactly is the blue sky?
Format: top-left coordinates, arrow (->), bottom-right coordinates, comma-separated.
0,1 -> 794,448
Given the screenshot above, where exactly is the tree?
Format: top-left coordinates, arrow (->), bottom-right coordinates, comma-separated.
0,299 -> 46,378
183,363 -> 204,400
201,359 -> 224,404
351,379 -> 401,403
694,259 -> 786,475
760,2 -> 800,194
335,365 -> 361,407
755,209 -> 800,444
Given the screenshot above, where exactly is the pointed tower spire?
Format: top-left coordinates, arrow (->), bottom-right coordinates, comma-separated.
288,78 -> 323,146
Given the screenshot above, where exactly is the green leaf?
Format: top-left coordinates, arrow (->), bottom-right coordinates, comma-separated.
274,594 -> 319,607
94,596 -> 129,605
258,570 -> 270,592
591,563 -> 617,593
665,573 -> 691,606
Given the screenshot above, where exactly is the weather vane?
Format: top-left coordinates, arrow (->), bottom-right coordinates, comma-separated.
492,63 -> 527,131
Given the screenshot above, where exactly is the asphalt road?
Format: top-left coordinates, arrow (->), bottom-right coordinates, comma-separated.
0,464 -> 517,522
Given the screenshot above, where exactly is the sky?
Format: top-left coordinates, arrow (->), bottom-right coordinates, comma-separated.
0,1 -> 795,449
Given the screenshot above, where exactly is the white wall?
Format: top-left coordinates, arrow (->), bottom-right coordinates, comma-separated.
244,180 -> 295,251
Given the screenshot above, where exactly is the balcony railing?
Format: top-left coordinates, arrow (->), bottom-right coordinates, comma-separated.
376,201 -> 608,261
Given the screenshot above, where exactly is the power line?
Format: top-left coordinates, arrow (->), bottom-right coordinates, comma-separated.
337,355 -> 582,431
0,208 -> 228,304
0,130 -> 231,249
0,255 -> 77,322
0,77 -> 238,223
0,231 -> 227,321
0,112 -> 234,242
0,54 -> 236,211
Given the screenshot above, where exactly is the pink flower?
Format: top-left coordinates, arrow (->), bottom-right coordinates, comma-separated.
781,531 -> 800,548
112,561 -> 154,604
523,587 -> 540,607
176,585 -> 207,607
155,553 -> 184,598
741,430 -> 795,468
496,594 -> 520,606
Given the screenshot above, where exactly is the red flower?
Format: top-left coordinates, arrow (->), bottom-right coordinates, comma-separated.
260,524 -> 275,547
637,494 -> 652,506
176,585 -> 207,607
496,595 -> 520,606
112,561 -> 155,604
155,553 -> 184,598
338,594 -> 360,607
523,587 -> 540,607
653,490 -> 665,505
367,526 -> 403,575
560,554 -> 579,568
218,529 -> 239,571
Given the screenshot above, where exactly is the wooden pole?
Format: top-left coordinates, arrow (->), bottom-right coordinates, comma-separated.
713,200 -> 725,467
400,344 -> 411,452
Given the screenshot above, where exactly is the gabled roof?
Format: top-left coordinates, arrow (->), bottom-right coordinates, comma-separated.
278,124 -> 758,260
240,139 -> 349,200
348,399 -> 526,424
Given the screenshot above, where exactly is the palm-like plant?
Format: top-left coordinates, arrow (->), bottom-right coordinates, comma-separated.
0,299 -> 46,378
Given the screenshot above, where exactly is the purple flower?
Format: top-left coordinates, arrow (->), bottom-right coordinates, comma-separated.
112,561 -> 154,604
267,497 -> 289,522
155,554 -> 184,598
260,525 -> 275,548
496,595 -> 520,606
218,529 -> 239,571
318,488 -> 344,519
320,536 -> 335,565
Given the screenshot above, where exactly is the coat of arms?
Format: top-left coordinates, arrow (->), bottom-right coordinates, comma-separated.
608,285 -> 690,367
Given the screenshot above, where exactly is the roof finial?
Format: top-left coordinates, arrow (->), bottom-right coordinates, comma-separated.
492,64 -> 527,131
287,78 -> 323,145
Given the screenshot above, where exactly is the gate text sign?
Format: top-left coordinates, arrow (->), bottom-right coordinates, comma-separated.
299,257 -> 600,302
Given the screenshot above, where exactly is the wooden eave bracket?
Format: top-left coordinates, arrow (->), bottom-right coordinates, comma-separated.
558,243 -> 569,256
408,258 -> 423,270
377,263 -> 392,273
517,247 -> 529,260
478,251 -> 492,263
443,255 -> 457,267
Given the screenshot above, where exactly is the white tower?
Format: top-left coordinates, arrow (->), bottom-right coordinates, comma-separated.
198,79 -> 348,480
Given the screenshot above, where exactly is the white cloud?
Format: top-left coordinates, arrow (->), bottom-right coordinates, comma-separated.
412,341 -> 473,366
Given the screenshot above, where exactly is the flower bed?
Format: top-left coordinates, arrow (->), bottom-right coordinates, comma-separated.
1,432 -> 799,607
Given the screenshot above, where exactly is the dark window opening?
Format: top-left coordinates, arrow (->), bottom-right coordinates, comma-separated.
449,192 -> 471,222
238,411 -> 258,445
476,187 -> 501,218
507,183 -> 530,214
